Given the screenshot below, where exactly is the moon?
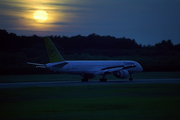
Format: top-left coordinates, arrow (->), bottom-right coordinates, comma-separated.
33,10 -> 48,22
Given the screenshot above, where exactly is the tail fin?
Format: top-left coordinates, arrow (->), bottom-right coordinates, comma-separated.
44,37 -> 65,63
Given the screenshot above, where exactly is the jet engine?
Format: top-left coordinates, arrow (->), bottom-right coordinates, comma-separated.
113,70 -> 129,79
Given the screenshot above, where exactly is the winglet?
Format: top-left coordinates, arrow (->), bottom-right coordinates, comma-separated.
44,37 -> 65,63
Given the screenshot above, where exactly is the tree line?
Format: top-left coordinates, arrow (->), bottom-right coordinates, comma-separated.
0,29 -> 180,75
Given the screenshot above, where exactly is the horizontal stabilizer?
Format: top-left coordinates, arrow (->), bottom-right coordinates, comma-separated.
27,62 -> 46,68
27,62 -> 44,66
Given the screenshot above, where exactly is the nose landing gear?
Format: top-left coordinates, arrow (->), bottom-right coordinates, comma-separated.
129,73 -> 133,81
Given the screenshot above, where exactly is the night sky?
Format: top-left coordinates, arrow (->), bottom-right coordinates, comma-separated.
0,0 -> 180,45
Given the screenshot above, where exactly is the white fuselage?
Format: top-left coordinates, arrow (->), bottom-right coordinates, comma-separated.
45,60 -> 143,75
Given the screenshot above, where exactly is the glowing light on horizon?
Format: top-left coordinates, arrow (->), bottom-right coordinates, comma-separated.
1,0 -> 85,34
33,10 -> 48,23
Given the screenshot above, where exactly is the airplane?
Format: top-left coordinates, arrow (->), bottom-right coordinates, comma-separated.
28,37 -> 143,82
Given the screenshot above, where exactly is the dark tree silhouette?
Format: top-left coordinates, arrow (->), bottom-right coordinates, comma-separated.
0,29 -> 180,74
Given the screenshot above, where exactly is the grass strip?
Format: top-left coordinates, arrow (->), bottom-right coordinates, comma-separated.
1,84 -> 180,120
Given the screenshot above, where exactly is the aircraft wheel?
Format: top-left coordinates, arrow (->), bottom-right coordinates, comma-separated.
82,78 -> 88,82
100,78 -> 107,82
129,77 -> 133,81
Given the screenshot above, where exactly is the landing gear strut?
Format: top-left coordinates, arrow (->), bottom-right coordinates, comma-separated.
100,78 -> 107,82
129,73 -> 133,81
81,77 -> 88,82
100,74 -> 107,82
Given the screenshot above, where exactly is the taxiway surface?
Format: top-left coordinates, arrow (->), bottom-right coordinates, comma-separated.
0,79 -> 180,88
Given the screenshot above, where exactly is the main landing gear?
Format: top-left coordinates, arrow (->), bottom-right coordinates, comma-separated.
81,74 -> 133,82
100,74 -> 107,82
81,74 -> 107,82
100,78 -> 107,82
81,77 -> 88,82
81,77 -> 107,82
81,74 -> 92,82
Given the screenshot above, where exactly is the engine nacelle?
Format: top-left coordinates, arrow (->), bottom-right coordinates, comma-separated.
113,70 -> 129,79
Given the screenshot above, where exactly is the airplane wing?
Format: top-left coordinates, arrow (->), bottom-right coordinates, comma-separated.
27,62 -> 46,68
94,66 -> 124,76
94,64 -> 136,75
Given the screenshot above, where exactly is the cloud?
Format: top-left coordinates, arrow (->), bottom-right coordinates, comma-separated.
0,0 -> 180,45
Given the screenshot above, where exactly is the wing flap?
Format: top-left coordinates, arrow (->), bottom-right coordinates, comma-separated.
94,67 -> 123,75
94,64 -> 137,75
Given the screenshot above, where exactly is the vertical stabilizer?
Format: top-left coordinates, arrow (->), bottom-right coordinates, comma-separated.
44,37 -> 65,63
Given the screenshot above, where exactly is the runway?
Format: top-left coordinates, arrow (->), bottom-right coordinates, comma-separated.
0,78 -> 180,88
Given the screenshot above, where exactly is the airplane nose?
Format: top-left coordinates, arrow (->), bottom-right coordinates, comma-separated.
136,62 -> 143,72
140,66 -> 143,72
139,64 -> 143,72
